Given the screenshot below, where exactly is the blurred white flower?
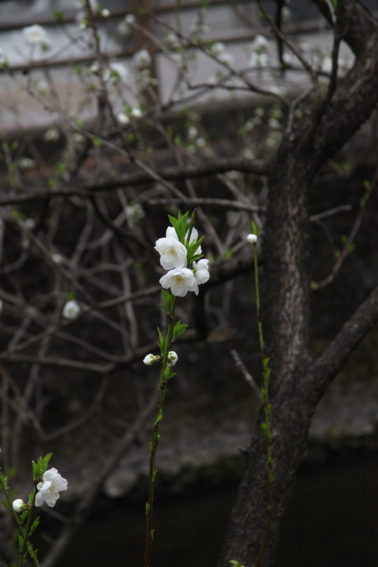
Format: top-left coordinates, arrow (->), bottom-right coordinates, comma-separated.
35,79 -> 49,94
249,52 -> 270,68
133,49 -> 151,68
247,233 -> 258,244
51,253 -> 63,265
90,62 -> 99,75
118,14 -> 135,36
63,300 -> 81,320
117,112 -> 130,125
251,35 -> 269,52
321,56 -> 333,73
167,351 -> 178,366
211,42 -> 233,65
24,218 -> 35,230
23,25 -> 50,48
12,499 -> 26,513
43,128 -> 60,142
18,158 -> 35,170
159,268 -> 198,297
155,237 -> 187,270
35,468 -> 68,508
101,8 -> 110,17
165,31 -> 180,49
188,126 -> 198,140
130,107 -> 142,119
105,62 -> 129,84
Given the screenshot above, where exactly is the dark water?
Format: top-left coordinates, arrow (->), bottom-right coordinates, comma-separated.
57,456 -> 378,567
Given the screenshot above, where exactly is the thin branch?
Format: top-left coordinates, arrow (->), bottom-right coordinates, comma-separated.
0,157 -> 269,206
310,284 -> 378,401
230,349 -> 262,400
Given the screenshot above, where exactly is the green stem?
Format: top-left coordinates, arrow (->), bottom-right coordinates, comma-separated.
251,241 -> 275,567
143,297 -> 176,567
17,487 -> 37,567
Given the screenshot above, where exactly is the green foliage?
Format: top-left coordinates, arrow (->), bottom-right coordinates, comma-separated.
32,453 -> 53,481
172,320 -> 187,342
157,327 -> 165,355
54,11 -> 64,22
65,291 -> 76,301
161,290 -> 174,315
186,236 -> 204,265
168,210 -> 191,242
230,561 -> 246,567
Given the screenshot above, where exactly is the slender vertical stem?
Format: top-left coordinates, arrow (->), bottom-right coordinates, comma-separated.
143,297 -> 176,567
251,240 -> 275,567
17,488 -> 37,567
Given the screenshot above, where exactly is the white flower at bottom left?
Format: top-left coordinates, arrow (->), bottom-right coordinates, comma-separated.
35,468 -> 68,508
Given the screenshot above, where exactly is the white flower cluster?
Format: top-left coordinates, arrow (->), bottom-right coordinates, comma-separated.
155,224 -> 210,297
35,467 -> 68,508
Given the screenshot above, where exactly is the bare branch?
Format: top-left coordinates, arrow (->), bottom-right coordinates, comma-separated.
310,284 -> 378,402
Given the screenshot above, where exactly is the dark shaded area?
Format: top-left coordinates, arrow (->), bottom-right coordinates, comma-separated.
53,455 -> 378,567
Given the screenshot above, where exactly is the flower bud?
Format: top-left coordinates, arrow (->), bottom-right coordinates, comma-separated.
167,351 -> 178,366
247,233 -> 258,244
143,354 -> 160,366
12,499 -> 26,513
62,300 -> 81,320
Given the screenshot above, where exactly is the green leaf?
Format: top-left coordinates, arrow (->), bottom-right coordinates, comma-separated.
161,290 -> 173,315
55,10 -> 64,22
157,327 -> 165,355
29,516 -> 40,536
172,320 -> 187,342
32,453 -> 53,480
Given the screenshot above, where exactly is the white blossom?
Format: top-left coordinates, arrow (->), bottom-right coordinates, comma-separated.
43,128 -> 60,142
18,158 -> 35,170
193,258 -> 210,285
159,268 -> 199,297
63,300 -> 81,320
130,107 -> 142,119
167,351 -> 178,366
117,112 -> 130,125
251,35 -> 269,52
143,353 -> 160,366
155,237 -> 187,270
35,468 -> 68,508
101,8 -> 110,17
211,42 -> 233,65
249,52 -> 270,68
23,25 -> 50,48
24,218 -> 35,230
52,253 -> 64,265
105,62 -> 129,84
247,233 -> 258,244
12,499 -> 26,513
118,14 -> 135,36
133,49 -> 151,68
